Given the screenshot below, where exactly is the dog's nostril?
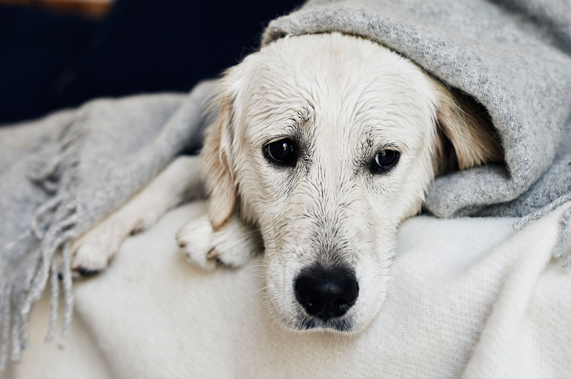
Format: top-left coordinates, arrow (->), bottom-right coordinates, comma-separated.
294,265 -> 359,321
333,298 -> 349,311
302,297 -> 322,315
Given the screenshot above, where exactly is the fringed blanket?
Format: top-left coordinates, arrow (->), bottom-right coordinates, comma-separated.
2,0 -> 571,369
0,82 -> 215,368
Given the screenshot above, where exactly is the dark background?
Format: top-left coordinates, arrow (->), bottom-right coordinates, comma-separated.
0,0 -> 302,124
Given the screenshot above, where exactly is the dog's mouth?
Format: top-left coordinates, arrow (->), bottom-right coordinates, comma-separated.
295,314 -> 356,332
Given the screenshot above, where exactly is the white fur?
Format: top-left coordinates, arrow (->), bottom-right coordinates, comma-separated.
72,156 -> 204,272
73,33 -> 490,332
176,214 -> 260,270
193,33 -> 441,332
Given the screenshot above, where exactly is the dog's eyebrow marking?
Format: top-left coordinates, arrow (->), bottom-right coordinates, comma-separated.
365,135 -> 375,149
353,129 -> 401,176
264,104 -> 314,139
287,105 -> 314,130
283,104 -> 316,168
354,132 -> 380,168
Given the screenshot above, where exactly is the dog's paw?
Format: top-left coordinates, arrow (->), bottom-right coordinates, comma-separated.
176,214 -> 260,270
176,215 -> 217,270
71,216 -> 156,278
70,214 -> 147,277
209,221 -> 260,268
71,223 -> 121,277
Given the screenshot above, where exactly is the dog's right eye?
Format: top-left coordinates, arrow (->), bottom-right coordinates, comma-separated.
370,149 -> 400,174
264,139 -> 297,167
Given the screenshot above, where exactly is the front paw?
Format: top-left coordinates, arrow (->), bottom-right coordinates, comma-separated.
71,226 -> 119,277
176,215 -> 217,270
71,217 -> 140,277
176,214 -> 260,270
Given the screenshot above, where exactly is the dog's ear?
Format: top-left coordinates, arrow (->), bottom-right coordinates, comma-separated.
432,81 -> 503,175
202,96 -> 237,230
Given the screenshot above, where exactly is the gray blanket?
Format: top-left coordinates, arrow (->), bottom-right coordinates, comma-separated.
263,0 -> 571,218
2,0 -> 571,369
0,83 -> 216,368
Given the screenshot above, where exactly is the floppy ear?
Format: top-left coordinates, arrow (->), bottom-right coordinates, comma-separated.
202,96 -> 237,230
432,80 -> 503,175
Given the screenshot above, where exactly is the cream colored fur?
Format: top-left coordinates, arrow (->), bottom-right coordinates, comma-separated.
72,33 -> 501,332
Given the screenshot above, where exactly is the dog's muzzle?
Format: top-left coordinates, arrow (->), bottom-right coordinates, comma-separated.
294,264 -> 359,325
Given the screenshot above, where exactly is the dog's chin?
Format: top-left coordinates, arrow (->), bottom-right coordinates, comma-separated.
296,315 -> 356,333
272,309 -> 360,334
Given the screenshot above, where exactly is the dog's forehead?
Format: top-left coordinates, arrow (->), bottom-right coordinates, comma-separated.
240,36 -> 437,153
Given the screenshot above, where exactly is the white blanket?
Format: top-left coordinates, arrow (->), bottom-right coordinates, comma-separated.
3,201 -> 571,378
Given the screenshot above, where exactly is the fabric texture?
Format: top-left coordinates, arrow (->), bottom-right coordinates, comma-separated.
2,0 -> 571,371
4,202 -> 571,378
0,81 -> 216,369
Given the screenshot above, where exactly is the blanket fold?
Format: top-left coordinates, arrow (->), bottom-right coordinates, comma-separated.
2,0 -> 571,370
0,81 -> 216,369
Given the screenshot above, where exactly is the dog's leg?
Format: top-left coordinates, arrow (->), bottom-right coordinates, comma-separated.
71,155 -> 205,275
176,214 -> 261,270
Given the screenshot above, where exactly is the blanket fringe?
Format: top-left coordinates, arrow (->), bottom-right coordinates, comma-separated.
0,114 -> 86,370
514,193 -> 571,268
0,284 -> 10,371
61,242 -> 74,338
45,259 -> 59,343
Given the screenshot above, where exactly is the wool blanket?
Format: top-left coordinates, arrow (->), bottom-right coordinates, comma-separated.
1,0 -> 571,370
0,83 -> 216,368
3,201 -> 571,378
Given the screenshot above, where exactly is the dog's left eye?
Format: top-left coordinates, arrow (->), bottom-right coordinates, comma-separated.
264,138 -> 298,167
371,149 -> 400,173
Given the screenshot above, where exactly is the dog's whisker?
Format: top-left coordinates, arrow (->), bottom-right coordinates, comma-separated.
249,286 -> 269,297
244,265 -> 268,270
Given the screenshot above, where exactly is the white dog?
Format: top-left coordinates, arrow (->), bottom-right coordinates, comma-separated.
71,33 -> 502,332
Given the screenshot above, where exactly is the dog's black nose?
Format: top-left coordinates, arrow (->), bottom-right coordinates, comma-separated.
294,265 -> 359,321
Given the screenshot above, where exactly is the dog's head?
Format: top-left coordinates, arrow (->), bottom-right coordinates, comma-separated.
202,33 -> 501,332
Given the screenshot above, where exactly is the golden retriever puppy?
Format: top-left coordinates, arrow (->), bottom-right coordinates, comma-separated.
72,33 -> 501,332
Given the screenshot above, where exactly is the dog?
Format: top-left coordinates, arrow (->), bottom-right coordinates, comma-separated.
71,33 -> 502,332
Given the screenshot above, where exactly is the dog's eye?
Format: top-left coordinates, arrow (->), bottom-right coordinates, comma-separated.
371,149 -> 400,173
264,139 -> 297,167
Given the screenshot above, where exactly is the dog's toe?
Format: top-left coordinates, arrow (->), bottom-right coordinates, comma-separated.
176,215 -> 217,270
130,228 -> 143,236
71,237 -> 115,278
71,254 -> 109,278
176,214 -> 258,270
129,219 -> 148,236
206,249 -> 219,259
183,247 -> 217,270
76,267 -> 101,277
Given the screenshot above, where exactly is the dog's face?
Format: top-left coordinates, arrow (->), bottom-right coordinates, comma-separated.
203,33 -> 501,332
